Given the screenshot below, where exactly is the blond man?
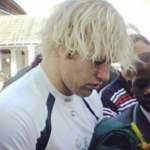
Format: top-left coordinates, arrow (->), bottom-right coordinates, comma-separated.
0,0 -> 135,149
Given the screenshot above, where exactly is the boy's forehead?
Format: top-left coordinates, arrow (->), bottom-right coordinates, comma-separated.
133,63 -> 150,77
133,52 -> 150,66
134,41 -> 150,56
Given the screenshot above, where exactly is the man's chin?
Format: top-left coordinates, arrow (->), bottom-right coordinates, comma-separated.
76,89 -> 93,97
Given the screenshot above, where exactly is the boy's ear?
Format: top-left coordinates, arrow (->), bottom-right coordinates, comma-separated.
124,69 -> 132,81
127,80 -> 134,93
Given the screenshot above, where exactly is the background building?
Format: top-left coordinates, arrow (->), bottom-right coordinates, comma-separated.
0,0 -> 43,77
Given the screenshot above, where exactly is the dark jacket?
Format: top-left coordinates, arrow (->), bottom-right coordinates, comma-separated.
89,104 -> 150,150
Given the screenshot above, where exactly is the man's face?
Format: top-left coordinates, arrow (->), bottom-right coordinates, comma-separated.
131,63 -> 150,112
58,53 -> 110,97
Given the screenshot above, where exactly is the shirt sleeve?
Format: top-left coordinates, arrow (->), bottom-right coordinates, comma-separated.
0,108 -> 38,150
99,88 -> 118,118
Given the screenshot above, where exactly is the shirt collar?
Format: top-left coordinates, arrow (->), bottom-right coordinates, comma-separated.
140,105 -> 150,123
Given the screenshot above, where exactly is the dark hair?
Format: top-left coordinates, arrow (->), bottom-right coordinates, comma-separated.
131,34 -> 150,45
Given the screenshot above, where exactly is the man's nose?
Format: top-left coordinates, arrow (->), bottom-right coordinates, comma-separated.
144,85 -> 150,95
95,65 -> 110,81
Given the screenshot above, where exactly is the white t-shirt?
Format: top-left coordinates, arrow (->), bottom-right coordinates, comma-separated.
0,65 -> 103,150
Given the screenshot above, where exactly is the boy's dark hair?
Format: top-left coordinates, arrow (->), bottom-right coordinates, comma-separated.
131,34 -> 150,45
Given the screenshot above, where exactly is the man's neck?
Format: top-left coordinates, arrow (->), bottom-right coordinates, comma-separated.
40,55 -> 73,96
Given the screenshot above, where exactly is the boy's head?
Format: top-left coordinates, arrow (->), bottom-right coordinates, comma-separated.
130,52 -> 150,112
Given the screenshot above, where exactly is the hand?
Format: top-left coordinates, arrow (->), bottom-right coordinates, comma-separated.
141,144 -> 150,150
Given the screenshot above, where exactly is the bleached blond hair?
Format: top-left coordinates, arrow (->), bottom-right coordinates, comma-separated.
40,0 -> 135,69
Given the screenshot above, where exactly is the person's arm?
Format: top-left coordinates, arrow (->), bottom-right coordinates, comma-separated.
89,118 -> 150,150
99,88 -> 118,118
141,144 -> 150,150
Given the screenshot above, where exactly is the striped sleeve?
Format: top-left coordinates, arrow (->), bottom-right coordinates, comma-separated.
99,88 -> 118,118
